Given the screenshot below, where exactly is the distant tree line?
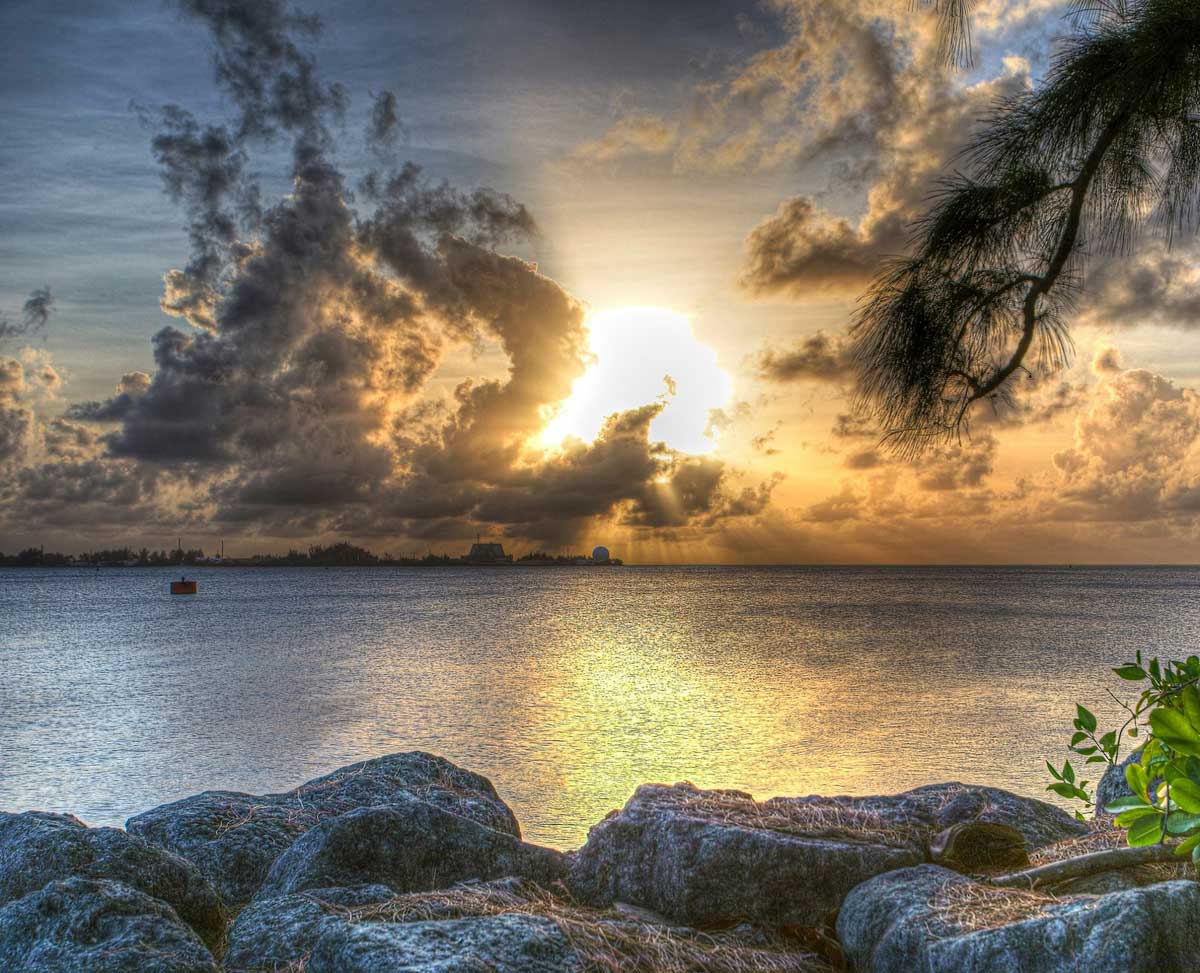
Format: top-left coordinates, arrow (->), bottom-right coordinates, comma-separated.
0,547 -> 206,567
0,542 -> 602,567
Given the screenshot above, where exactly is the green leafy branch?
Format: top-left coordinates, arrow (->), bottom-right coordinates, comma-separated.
1050,652 -> 1200,865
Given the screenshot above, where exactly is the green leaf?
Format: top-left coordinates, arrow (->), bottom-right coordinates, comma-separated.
1175,833 -> 1200,857
1116,806 -> 1161,828
1070,731 -> 1088,747
1048,782 -> 1080,800
1185,757 -> 1200,787
1183,686 -> 1200,731
1104,796 -> 1153,813
1127,762 -> 1149,802
1046,761 -> 1062,781
1166,811 -> 1200,835
1151,708 -> 1200,758
1127,813 -> 1165,847
1114,664 -> 1147,681
1076,705 -> 1098,732
1171,778 -> 1200,813
1063,760 -> 1076,784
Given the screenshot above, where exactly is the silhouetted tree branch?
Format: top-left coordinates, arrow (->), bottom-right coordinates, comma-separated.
855,0 -> 1200,454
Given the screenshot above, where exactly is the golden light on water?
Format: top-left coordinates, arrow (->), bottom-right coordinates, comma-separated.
542,306 -> 733,454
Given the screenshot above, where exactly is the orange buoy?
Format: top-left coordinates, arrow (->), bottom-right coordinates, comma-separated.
170,578 -> 198,595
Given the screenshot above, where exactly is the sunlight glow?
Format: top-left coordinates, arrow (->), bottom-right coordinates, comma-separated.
541,307 -> 733,454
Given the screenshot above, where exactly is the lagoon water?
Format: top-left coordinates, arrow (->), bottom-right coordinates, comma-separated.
2,565 -> 1199,847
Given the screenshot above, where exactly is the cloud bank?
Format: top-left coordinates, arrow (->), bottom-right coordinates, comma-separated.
0,0 -> 773,553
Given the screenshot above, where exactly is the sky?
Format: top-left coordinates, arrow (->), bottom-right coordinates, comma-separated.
2,0 -> 1200,563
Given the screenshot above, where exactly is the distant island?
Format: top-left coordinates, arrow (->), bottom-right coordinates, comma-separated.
0,540 -> 623,569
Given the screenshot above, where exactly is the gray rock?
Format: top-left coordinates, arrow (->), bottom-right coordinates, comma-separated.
225,884 -> 396,971
227,881 -> 577,972
569,781 -> 1087,929
844,782 -> 1089,850
0,811 -> 224,949
568,782 -> 926,927
1095,750 -> 1155,817
227,878 -> 829,973
836,865 -> 970,971
837,864 -> 1200,972
257,798 -> 568,899
127,752 -> 520,906
0,877 -> 217,973
305,913 -> 581,973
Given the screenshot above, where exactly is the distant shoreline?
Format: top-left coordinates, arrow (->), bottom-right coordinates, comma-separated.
0,561 -> 625,569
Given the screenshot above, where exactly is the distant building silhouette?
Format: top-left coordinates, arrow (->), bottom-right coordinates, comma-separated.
465,542 -> 512,564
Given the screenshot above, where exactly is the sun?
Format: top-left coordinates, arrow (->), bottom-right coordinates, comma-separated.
541,306 -> 733,454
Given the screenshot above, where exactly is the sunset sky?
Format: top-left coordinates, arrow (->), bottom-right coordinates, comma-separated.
3,0 -> 1199,562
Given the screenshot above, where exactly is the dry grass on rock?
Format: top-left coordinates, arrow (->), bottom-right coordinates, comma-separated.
662,789 -> 920,848
333,883 -> 831,973
928,882 -> 1065,934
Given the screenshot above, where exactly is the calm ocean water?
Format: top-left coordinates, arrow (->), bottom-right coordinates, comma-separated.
2,565 -> 1198,847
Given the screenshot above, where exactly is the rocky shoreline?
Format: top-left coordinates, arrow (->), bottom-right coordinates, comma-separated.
1,752 -> 1195,971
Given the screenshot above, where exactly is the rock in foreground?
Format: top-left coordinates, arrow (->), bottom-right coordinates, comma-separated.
227,878 -> 829,973
570,781 -> 1088,929
841,781 -> 1089,851
224,884 -> 397,971
570,782 -> 927,928
837,864 -> 1200,972
0,877 -> 217,973
0,811 -> 224,948
256,798 -> 569,899
126,752 -> 519,906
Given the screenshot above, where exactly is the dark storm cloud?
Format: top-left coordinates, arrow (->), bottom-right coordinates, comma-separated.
757,329 -> 855,383
366,89 -> 406,150
740,28 -> 1032,296
742,196 -> 908,296
0,286 -> 54,346
144,106 -> 256,331
66,371 -> 153,423
21,287 -> 53,333
175,0 -> 345,146
17,0 -> 774,549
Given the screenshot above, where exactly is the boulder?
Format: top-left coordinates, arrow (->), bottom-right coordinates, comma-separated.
224,884 -> 396,972
569,782 -> 926,927
227,878 -> 830,973
229,887 -> 579,973
1095,750 -> 1152,817
837,864 -> 1200,972
843,782 -> 1090,851
0,811 -> 224,948
256,798 -> 568,899
126,752 -> 520,906
0,877 -> 217,973
569,781 -> 1087,928
305,912 -> 579,972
